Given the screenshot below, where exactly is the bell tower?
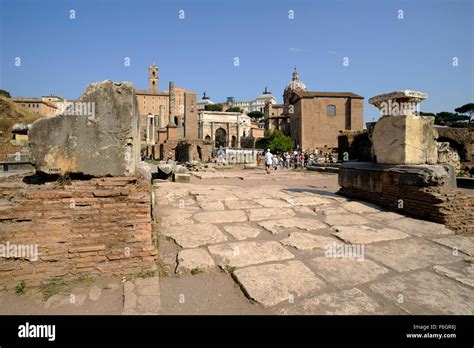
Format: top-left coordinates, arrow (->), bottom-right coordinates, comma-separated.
148,63 -> 159,93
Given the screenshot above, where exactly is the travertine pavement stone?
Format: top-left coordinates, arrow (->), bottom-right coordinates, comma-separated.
176,248 -> 216,274
233,261 -> 324,307
223,225 -> 261,240
162,224 -> 227,248
331,225 -> 409,244
208,241 -> 294,268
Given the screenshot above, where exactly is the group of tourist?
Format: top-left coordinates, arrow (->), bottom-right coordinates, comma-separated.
259,149 -> 336,174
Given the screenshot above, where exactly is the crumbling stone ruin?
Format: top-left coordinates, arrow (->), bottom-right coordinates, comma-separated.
0,81 -> 158,289
29,81 -> 140,177
339,90 -> 474,234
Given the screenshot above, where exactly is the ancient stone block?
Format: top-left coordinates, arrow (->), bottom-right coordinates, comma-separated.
29,80 -> 140,177
372,115 -> 438,165
173,173 -> 191,183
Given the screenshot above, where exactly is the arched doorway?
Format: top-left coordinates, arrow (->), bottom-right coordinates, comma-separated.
215,128 -> 227,148
231,135 -> 237,148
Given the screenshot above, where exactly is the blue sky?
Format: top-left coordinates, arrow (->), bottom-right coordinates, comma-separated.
1,0 -> 472,122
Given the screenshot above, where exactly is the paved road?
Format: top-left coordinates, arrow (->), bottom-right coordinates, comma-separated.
155,168 -> 474,314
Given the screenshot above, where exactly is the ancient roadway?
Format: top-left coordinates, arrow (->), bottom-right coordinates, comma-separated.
154,168 -> 474,315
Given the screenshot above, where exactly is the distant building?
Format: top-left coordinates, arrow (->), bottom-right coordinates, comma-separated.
134,63 -> 209,162
226,87 -> 277,113
264,67 -> 364,152
264,103 -> 290,135
134,63 -> 198,141
197,91 -> 215,110
41,94 -> 65,104
198,111 -> 251,148
13,98 -> 57,118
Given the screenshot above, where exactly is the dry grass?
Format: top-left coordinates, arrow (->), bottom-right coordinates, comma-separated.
0,96 -> 42,140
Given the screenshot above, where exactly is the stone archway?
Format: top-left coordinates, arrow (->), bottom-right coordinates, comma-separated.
215,128 -> 227,148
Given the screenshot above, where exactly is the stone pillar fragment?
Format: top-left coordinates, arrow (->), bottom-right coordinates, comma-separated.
369,90 -> 438,165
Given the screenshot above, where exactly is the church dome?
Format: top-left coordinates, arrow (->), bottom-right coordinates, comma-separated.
285,67 -> 307,92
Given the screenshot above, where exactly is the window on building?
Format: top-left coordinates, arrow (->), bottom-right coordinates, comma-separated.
327,105 -> 336,116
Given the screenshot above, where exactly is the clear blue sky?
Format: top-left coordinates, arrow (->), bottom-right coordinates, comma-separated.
1,0 -> 472,122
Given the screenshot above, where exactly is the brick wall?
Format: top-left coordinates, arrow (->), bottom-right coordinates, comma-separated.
0,176 -> 157,289
339,169 -> 474,234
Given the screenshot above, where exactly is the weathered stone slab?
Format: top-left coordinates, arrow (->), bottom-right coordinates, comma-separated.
365,238 -> 460,272
341,201 -> 382,214
255,198 -> 291,208
281,233 -> 336,250
331,225 -> 409,244
258,218 -> 326,234
198,201 -> 225,211
233,261 -> 324,307
159,212 -> 194,228
324,213 -> 371,226
247,208 -> 295,222
208,241 -> 294,268
387,218 -> 454,237
433,236 -> 474,256
193,210 -> 247,224
223,225 -> 261,240
319,206 -> 350,216
30,80 -> 140,176
310,256 -> 389,286
162,224 -> 227,248
176,248 -> 215,274
433,263 -> 474,288
369,270 -> 474,314
365,211 -> 405,221
225,200 -> 262,210
284,196 -> 332,206
293,206 -> 317,215
281,288 -> 387,315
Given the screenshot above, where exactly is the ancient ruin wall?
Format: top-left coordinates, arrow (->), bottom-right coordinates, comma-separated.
0,176 -> 157,289
339,168 -> 474,234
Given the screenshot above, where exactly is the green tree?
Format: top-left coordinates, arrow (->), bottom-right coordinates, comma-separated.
204,104 -> 223,112
247,111 -> 265,121
258,130 -> 293,153
434,112 -> 469,126
455,103 -> 474,124
0,90 -> 11,98
227,106 -> 242,113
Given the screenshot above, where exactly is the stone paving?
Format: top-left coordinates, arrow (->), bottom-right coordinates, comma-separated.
154,169 -> 474,314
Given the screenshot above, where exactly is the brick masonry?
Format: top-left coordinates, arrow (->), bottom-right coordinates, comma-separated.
339,168 -> 474,234
0,175 -> 157,289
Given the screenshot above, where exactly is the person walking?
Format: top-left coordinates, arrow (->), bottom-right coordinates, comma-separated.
265,149 -> 273,174
272,155 -> 279,171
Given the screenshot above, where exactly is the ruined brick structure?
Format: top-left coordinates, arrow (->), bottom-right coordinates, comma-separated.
339,163 -> 474,234
0,175 -> 157,289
